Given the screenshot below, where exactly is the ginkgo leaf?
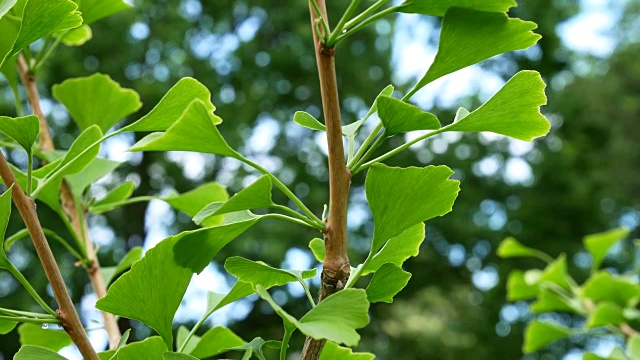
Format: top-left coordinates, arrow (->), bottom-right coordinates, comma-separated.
406,8 -> 540,97
0,115 -> 39,153
195,175 -> 273,223
319,341 -> 375,360
14,345 -> 67,360
163,182 -> 228,218
583,228 -> 629,272
75,0 -> 131,24
342,84 -> 394,137
398,0 -> 516,17
362,224 -> 424,275
309,238 -> 325,262
54,24 -> 92,46
377,97 -> 440,136
366,263 -> 411,303
366,164 -> 459,253
189,327 -> 246,359
90,180 -> 136,213
130,99 -> 238,158
52,73 -> 142,132
224,256 -> 316,288
445,71 -> 550,141
96,236 -> 193,348
1,0 -> 82,66
98,336 -> 166,360
523,320 -> 572,353
65,157 -> 122,198
294,111 -> 325,131
123,77 -> 216,132
18,323 -> 72,351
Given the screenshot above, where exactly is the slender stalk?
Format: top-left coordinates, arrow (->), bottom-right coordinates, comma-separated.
333,6 -> 401,45
325,0 -> 361,46
0,152 -> 99,360
26,153 -> 32,196
344,0 -> 390,30
271,204 -> 323,230
17,56 -> 122,349
33,33 -> 65,73
0,315 -> 61,325
280,327 -> 294,360
346,123 -> 383,169
5,261 -> 57,316
298,279 -> 316,308
350,129 -> 386,173
10,81 -> 23,117
302,1 -> 352,358
89,195 -> 157,213
0,307 -> 57,319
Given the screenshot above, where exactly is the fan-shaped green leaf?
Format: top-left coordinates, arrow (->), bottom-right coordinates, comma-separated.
224,256 -> 316,289
584,228 -> 629,272
366,263 -> 411,303
98,336 -> 166,360
294,111 -> 325,131
163,182 -> 228,218
586,301 -> 624,329
1,0 -> 82,66
583,272 -> 640,308
309,238 -> 325,262
320,341 -> 375,360
123,78 -> 216,132
52,73 -> 142,132
96,236 -> 193,348
14,345 -> 67,360
173,212 -> 263,273
66,157 -> 121,198
204,175 -> 273,219
343,84 -> 394,137
91,180 -> 136,213
130,99 -> 238,158
363,224 -> 424,275
257,286 -> 369,347
506,270 -> 538,301
445,71 -> 549,141
497,237 -> 551,262
407,8 -> 540,97
18,323 -> 71,351
378,97 -> 440,136
0,318 -> 17,334
75,0 -> 131,24
190,327 -> 246,359
523,320 -> 572,353
366,164 -> 459,253
54,24 -> 92,46
398,0 -> 516,16
0,115 -> 39,153
102,246 -> 143,285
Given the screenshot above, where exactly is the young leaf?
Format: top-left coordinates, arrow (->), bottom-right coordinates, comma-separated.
221,337 -> 280,360
91,180 -> 136,213
38,125 -> 103,197
0,318 -> 17,334
294,111 -> 325,131
200,175 -> 273,220
18,323 -> 72,351
54,24 -> 92,46
506,270 -> 538,301
366,263 -> 411,303
14,345 -> 68,360
123,78 -> 216,132
173,213 -> 263,273
309,238 -> 325,262
96,236 -> 193,349
342,84 -> 394,137
205,280 -> 255,315
224,256 -> 316,288
377,97 -> 440,136
176,326 -> 200,355
319,341 -> 375,360
0,115 -> 39,153
366,164 -> 459,253
163,182 -> 228,218
445,71 -> 550,141
75,0 -> 131,24
497,237 -> 551,262
530,287 -> 580,314
189,327 -> 246,359
163,353 -> 199,360
1,0 -> 82,66
582,272 -> 640,308
538,255 -> 572,291
98,336 -> 166,360
257,286 -> 370,347
52,73 -> 142,132
65,157 -> 122,198
522,320 -> 572,353
453,107 -> 470,122
130,99 -> 239,159
398,0 -> 516,17
586,301 -> 624,329
583,228 -> 629,272
362,224 -> 425,275
407,8 -> 540,96
0,0 -> 17,19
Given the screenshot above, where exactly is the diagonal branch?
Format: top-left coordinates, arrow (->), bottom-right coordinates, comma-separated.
0,152 -> 99,360
17,54 -> 122,349
301,1 -> 352,359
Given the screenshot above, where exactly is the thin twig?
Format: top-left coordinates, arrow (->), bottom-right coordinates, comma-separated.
16,53 -> 122,349
0,152 -> 99,360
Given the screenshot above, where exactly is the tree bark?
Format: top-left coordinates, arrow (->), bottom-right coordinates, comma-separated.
301,1 -> 352,358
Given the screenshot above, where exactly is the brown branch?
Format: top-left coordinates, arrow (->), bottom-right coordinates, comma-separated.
0,152 -> 99,360
17,54 -> 122,349
301,1 -> 352,359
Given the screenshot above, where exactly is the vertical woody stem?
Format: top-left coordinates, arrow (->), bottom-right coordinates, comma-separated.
301,1 -> 352,359
16,54 -> 122,348
0,152 -> 99,360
